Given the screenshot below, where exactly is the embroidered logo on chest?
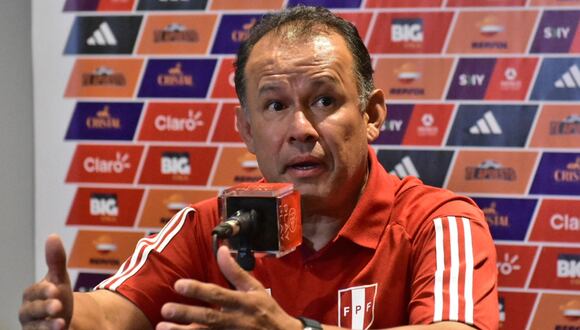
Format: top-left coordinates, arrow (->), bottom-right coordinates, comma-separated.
337,283 -> 378,330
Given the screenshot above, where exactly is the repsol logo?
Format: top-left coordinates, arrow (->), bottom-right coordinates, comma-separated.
89,193 -> 118,217
161,152 -> 191,175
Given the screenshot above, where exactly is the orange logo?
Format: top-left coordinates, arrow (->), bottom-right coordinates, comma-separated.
211,58 -> 237,98
374,58 -> 453,100
447,10 -> 538,53
138,146 -> 217,185
68,230 -> 145,270
64,59 -> 143,98
138,189 -> 218,228
138,102 -> 217,142
529,294 -> 580,329
447,150 -> 537,194
211,147 -> 262,186
530,105 -> 580,148
67,187 -> 143,227
137,14 -> 217,54
66,145 -> 144,184
211,103 -> 243,142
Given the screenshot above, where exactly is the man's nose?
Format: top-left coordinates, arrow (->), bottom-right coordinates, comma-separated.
287,108 -> 319,144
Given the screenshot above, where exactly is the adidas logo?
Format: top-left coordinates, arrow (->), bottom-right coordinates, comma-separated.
87,22 -> 118,46
389,156 -> 420,178
469,111 -> 502,135
554,64 -> 580,88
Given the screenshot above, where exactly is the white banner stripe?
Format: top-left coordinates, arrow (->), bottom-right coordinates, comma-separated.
462,217 -> 474,324
351,287 -> 365,330
433,217 -> 444,322
448,216 -> 459,321
110,207 -> 193,291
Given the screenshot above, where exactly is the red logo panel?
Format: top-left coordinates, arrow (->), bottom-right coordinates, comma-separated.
498,291 -> 537,330
529,199 -> 580,243
336,12 -> 373,40
365,0 -> 442,7
138,102 -> 217,142
402,104 -> 454,146
485,57 -> 539,100
138,146 -> 217,186
211,103 -> 243,142
66,145 -> 144,184
530,247 -> 580,290
67,187 -> 143,227
495,244 -> 538,288
211,58 -> 237,99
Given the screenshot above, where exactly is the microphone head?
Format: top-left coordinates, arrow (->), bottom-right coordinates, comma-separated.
219,182 -> 302,257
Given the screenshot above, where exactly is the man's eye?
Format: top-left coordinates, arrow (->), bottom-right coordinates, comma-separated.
314,96 -> 334,108
267,101 -> 285,112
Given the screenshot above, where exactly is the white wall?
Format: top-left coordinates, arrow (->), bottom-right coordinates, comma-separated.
0,0 -> 34,328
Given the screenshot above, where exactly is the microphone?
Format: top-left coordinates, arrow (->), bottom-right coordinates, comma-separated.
212,182 -> 302,270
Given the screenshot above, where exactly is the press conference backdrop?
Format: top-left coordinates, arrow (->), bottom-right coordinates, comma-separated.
32,1 -> 579,329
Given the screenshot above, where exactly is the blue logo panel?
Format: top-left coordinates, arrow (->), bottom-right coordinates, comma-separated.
373,104 -> 413,145
64,16 -> 142,55
530,152 -> 580,195
446,104 -> 537,147
530,11 -> 580,53
531,58 -> 580,101
137,0 -> 208,10
377,149 -> 454,188
286,0 -> 362,8
211,14 -> 264,54
138,59 -> 217,98
74,272 -> 112,292
446,58 -> 496,100
63,0 -> 99,11
471,197 -> 537,241
65,102 -> 143,141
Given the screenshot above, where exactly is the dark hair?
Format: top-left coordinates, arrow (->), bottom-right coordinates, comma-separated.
234,6 -> 374,111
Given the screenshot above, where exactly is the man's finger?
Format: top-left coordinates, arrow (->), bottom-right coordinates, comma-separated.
216,245 -> 264,292
174,279 -> 243,309
22,282 -> 58,302
44,234 -> 69,284
160,303 -> 235,329
19,299 -> 62,323
22,318 -> 65,330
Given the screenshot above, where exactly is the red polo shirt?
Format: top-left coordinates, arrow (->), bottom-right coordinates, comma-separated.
98,147 -> 498,329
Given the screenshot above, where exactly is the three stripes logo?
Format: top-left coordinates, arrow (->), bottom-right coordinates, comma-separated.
64,16 -> 142,54
554,64 -> 580,89
389,156 -> 420,178
87,22 -> 117,46
469,111 -> 503,135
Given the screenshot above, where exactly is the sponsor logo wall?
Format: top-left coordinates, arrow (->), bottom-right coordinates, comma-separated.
32,1 -> 579,329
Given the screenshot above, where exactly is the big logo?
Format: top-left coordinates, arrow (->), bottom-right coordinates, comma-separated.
138,59 -> 216,98
446,104 -> 537,146
138,146 -> 217,185
530,248 -> 580,290
64,16 -> 142,54
472,197 -> 536,240
531,58 -> 580,101
67,187 -> 143,227
338,284 -> 377,330
531,10 -> 580,53
529,152 -> 580,195
65,102 -> 143,141
377,149 -> 453,187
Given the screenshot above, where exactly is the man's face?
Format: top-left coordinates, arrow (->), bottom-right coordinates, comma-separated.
237,30 -> 380,214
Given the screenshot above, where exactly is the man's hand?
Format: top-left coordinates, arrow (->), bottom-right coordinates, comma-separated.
157,246 -> 303,330
19,234 -> 74,330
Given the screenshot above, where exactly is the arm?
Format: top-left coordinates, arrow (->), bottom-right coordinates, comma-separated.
19,235 -> 151,330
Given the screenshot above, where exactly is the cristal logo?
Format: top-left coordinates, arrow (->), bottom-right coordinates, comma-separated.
554,157 -> 580,182
231,18 -> 256,43
551,213 -> 580,231
83,152 -> 130,174
154,110 -> 204,132
86,106 -> 121,129
89,193 -> 119,217
161,152 -> 191,175
497,252 -> 521,276
482,202 -> 509,228
557,254 -> 580,279
157,62 -> 193,87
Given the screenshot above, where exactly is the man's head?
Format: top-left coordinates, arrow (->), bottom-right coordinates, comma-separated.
234,6 -> 374,112
234,6 -> 386,217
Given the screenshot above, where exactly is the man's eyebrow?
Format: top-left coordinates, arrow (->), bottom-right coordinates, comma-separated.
257,84 -> 284,97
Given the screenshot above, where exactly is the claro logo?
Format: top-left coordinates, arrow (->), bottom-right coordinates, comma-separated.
154,110 -> 204,132
84,152 -> 131,173
551,213 -> 579,231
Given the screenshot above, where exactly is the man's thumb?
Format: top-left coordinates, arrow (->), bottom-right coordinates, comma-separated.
45,234 -> 70,284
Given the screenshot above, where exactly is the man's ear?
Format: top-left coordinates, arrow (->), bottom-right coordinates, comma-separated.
363,89 -> 387,143
235,105 -> 256,154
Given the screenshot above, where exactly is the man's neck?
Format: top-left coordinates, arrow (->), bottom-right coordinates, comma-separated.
301,215 -> 345,251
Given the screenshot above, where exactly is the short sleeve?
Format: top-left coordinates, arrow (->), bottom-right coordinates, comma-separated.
408,214 -> 499,330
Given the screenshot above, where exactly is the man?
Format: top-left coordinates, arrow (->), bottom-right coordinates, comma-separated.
20,6 -> 498,330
